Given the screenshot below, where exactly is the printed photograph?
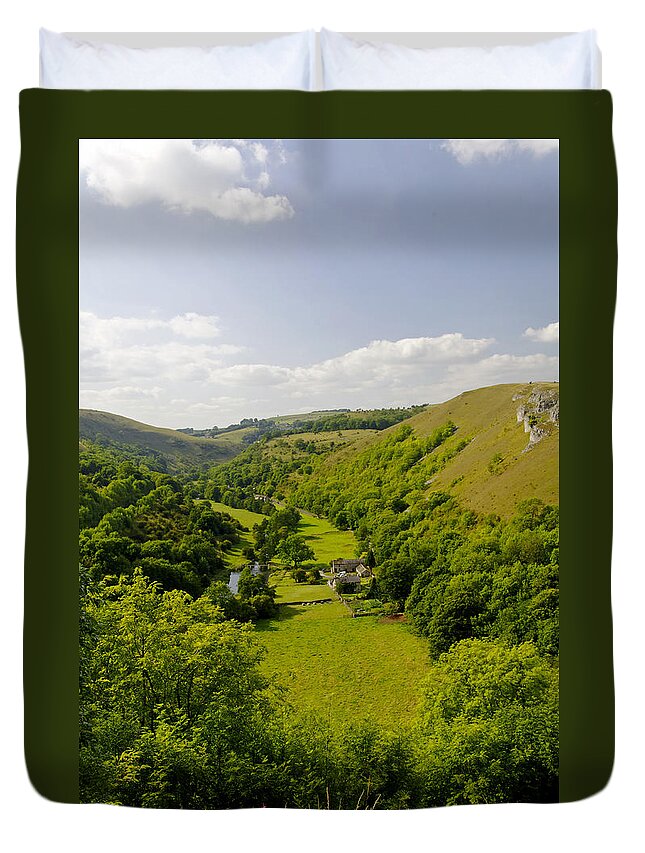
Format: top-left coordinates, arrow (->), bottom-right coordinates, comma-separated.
78,138 -> 559,808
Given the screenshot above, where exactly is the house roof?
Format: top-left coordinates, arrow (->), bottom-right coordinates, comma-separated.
334,573 -> 361,583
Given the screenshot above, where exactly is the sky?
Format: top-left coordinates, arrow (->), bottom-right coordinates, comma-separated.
79,137 -> 559,429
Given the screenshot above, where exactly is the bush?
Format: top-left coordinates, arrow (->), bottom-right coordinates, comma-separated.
336,582 -> 359,596
419,639 -> 558,804
249,593 -> 277,619
348,599 -> 384,615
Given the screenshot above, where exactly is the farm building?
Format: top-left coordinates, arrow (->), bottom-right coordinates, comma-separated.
331,558 -> 372,578
330,572 -> 362,591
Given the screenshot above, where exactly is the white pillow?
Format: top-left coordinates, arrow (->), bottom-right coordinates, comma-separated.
321,30 -> 600,90
40,29 -> 316,90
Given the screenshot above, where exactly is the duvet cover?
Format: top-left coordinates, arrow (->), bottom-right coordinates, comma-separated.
17,89 -> 615,807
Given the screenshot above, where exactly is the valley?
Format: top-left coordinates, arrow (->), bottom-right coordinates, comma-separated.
79,382 -> 560,807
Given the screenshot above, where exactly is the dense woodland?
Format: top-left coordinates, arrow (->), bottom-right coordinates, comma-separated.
79,406 -> 559,808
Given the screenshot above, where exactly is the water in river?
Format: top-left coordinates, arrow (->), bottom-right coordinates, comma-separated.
228,562 -> 260,594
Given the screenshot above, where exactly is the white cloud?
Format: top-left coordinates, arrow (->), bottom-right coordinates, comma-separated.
79,311 -> 244,390
443,353 -> 559,390
249,142 -> 269,164
202,338 -> 558,424
442,138 -> 559,165
79,139 -> 294,224
406,352 -> 559,412
515,139 -> 560,157
215,363 -> 293,387
80,320 -> 559,429
524,322 -> 559,343
292,334 -> 493,388
81,385 -> 164,405
214,334 -> 494,392
167,313 -> 221,339
257,171 -> 271,190
79,311 -> 221,348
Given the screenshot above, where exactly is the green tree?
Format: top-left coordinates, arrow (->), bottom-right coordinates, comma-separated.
175,533 -> 225,580
203,580 -> 258,622
80,570 -> 276,806
276,534 -> 315,570
417,639 -> 558,805
237,566 -> 273,600
376,558 -> 417,610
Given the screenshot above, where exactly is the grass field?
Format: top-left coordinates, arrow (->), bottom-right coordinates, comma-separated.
210,502 -> 266,569
210,502 -> 266,530
297,511 -> 357,564
270,573 -> 333,604
211,501 -> 357,568
255,602 -> 431,725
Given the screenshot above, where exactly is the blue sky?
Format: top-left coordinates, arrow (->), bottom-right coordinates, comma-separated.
79,138 -> 559,428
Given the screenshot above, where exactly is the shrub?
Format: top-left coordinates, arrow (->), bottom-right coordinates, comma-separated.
249,593 -> 277,619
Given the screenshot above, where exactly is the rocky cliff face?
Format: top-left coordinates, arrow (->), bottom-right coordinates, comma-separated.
516,387 -> 559,452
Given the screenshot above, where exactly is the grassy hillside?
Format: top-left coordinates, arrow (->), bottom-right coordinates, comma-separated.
266,429 -> 377,457
79,409 -> 254,474
272,409 -> 351,424
83,383 -> 557,513
410,383 -> 558,515
288,383 -> 559,518
204,428 -> 383,511
271,406 -> 426,426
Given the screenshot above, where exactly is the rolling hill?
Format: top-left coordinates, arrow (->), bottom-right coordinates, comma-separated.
79,409 -> 255,473
309,382 -> 558,517
210,383 -> 558,519
81,383 -> 558,515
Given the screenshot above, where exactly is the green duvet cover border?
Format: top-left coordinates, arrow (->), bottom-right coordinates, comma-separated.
17,89 -> 616,804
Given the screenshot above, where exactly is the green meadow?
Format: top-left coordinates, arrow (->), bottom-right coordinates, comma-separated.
210,502 -> 266,531
211,501 -> 357,567
209,502 -> 264,569
269,571 -> 333,603
294,509 -> 357,564
255,602 -> 431,725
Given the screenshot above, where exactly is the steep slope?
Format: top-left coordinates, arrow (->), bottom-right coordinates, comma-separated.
208,383 -> 558,521
280,383 -> 558,518
403,382 -> 558,515
79,409 -> 255,473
